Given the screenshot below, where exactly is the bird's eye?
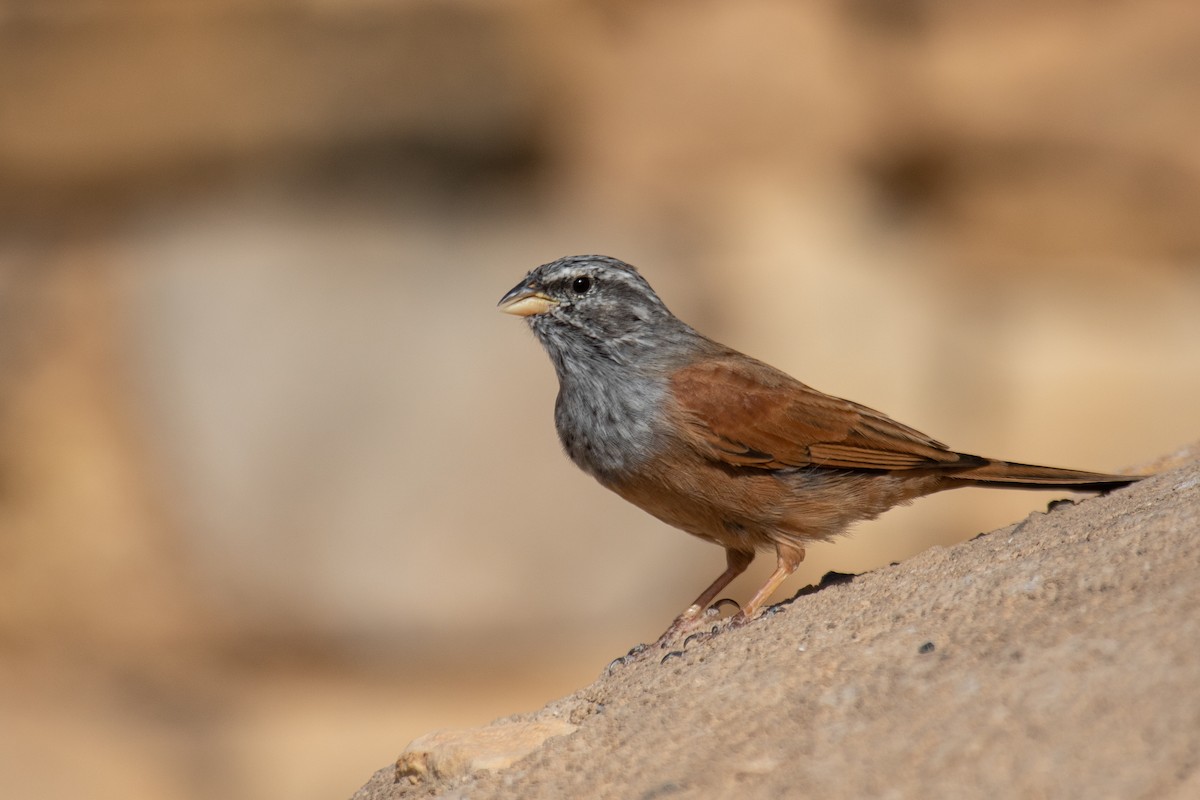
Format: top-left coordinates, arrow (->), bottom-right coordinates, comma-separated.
571,276 -> 592,295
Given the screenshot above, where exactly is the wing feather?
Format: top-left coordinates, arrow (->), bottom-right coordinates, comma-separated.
669,354 -> 972,472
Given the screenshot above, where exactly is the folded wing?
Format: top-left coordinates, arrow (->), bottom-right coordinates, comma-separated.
669,354 -> 980,472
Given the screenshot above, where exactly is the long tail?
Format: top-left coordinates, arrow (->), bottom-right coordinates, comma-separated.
948,457 -> 1143,493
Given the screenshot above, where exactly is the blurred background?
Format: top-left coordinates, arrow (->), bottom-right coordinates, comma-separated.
1,1 -> 1197,798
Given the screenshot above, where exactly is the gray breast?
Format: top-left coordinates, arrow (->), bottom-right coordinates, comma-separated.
553,365 -> 665,480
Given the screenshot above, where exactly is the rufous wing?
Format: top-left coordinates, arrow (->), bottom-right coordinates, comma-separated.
669,353 -> 976,472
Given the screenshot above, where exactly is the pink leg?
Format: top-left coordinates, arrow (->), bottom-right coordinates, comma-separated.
737,542 -> 805,621
656,548 -> 754,644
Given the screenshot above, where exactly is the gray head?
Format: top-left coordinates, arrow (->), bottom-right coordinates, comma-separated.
498,255 -> 697,376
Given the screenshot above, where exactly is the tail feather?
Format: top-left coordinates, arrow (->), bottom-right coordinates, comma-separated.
949,457 -> 1143,493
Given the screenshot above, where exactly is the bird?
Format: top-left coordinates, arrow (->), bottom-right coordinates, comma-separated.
498,254 -> 1142,641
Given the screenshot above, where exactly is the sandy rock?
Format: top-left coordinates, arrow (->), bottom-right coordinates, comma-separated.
394,719 -> 578,783
356,445 -> 1200,799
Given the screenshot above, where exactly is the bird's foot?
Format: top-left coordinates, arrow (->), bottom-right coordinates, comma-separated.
609,599 -> 749,669
727,612 -> 750,629
656,598 -> 742,647
605,643 -> 649,671
705,598 -> 742,618
650,598 -> 746,664
729,601 -> 786,629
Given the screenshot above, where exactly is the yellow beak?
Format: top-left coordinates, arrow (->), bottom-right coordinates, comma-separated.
498,284 -> 558,317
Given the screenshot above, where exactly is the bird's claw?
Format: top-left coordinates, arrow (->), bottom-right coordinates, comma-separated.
606,643 -> 649,671
660,650 -> 685,665
682,625 -> 720,649
704,598 -> 741,618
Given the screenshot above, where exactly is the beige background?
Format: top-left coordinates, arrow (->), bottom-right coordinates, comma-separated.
0,2 -> 1197,799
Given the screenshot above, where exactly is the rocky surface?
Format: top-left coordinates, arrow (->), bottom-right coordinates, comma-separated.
356,448 -> 1199,799
4,4 -> 1199,800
